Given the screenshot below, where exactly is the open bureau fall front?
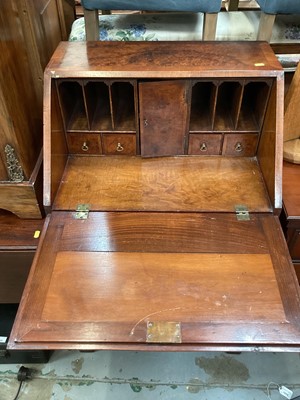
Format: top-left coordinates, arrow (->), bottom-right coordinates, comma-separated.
8,41 -> 300,352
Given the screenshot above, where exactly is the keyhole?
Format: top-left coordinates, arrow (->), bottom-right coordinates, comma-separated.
200,142 -> 207,152
235,142 -> 243,152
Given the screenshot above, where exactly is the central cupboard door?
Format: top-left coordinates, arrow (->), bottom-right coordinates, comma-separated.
139,80 -> 190,157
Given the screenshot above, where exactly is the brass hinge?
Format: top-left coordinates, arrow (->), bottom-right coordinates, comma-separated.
74,204 -> 90,219
146,321 -> 182,343
235,205 -> 250,221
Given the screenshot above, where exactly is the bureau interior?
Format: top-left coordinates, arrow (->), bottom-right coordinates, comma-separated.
45,75 -> 281,214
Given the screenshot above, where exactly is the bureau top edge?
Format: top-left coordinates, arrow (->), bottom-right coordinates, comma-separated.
44,41 -> 284,78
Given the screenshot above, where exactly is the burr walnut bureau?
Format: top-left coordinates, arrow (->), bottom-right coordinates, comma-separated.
8,41 -> 300,352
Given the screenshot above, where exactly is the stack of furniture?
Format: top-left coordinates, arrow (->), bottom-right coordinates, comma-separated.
0,0 -> 75,363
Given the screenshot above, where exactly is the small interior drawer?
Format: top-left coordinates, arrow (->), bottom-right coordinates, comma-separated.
188,133 -> 222,155
102,134 -> 136,155
67,132 -> 102,154
222,133 -> 259,156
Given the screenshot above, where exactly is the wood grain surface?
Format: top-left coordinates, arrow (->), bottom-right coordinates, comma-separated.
53,156 -> 272,212
8,212 -> 300,351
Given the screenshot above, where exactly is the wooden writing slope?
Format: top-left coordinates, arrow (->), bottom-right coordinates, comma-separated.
8,41 -> 300,352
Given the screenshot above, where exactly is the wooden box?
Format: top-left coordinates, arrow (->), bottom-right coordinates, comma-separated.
8,41 -> 300,352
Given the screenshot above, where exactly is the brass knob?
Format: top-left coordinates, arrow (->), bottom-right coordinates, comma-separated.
116,142 -> 124,152
81,141 -> 89,151
235,142 -> 243,152
200,142 -> 207,152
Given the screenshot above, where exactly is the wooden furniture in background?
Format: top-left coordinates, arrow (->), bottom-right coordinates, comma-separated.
282,161 -> 300,282
8,41 -> 300,352
0,211 -> 44,303
0,211 -> 49,363
0,0 -> 75,218
283,62 -> 300,164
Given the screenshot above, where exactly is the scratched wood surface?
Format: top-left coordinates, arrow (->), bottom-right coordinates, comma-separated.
8,211 -> 300,351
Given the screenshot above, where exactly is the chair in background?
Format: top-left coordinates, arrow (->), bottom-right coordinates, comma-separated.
225,0 -> 261,11
226,0 -> 240,11
80,0 -> 222,41
256,0 -> 300,41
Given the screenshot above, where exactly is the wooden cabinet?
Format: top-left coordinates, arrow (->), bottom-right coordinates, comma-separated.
56,76 -> 271,159
8,41 -> 300,352
0,211 -> 50,363
0,212 -> 44,304
0,0 -> 74,218
57,79 -> 138,155
281,161 -> 300,281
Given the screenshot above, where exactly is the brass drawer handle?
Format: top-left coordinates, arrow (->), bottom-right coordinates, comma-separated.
81,141 -> 89,151
116,142 -> 124,152
200,142 -> 207,152
235,142 -> 243,152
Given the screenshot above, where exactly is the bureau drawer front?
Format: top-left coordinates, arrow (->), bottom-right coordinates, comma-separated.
67,133 -> 102,154
188,133 -> 222,155
222,133 -> 259,156
102,134 -> 136,155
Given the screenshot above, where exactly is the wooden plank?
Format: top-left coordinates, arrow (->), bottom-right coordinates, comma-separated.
0,211 -> 44,249
52,211 -> 269,254
257,77 -> 284,213
283,161 -> 300,219
53,156 -> 272,212
42,252 -> 283,323
8,212 -> 300,351
284,62 -> 300,142
45,41 -> 283,79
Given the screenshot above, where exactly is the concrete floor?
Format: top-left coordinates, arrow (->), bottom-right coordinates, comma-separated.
1,351 -> 300,399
